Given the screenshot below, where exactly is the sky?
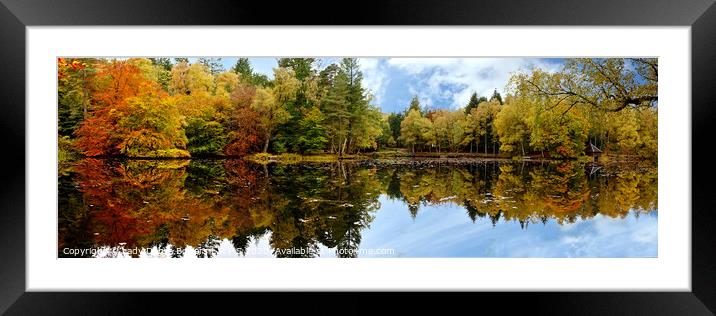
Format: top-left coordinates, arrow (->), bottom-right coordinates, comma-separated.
205,57 -> 566,113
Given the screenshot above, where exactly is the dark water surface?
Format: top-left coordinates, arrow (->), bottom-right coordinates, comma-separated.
58,158 -> 657,258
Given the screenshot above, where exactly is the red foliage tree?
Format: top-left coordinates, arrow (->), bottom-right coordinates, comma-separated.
225,83 -> 263,156
225,107 -> 263,156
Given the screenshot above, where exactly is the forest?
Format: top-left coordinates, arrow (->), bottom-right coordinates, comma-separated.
58,57 -> 658,161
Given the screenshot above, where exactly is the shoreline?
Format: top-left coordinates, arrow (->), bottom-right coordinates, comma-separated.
64,152 -> 655,165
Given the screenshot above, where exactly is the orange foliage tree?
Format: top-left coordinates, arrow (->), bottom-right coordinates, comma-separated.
74,60 -> 190,157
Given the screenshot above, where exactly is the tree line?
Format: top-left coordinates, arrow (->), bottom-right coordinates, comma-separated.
58,57 -> 657,159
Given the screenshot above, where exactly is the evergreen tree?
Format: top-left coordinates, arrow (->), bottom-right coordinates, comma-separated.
490,89 -> 503,105
322,69 -> 351,155
149,58 -> 173,71
388,112 -> 405,147
464,92 -> 487,114
407,95 -> 422,115
231,58 -> 253,79
277,58 -> 315,81
198,57 -> 224,75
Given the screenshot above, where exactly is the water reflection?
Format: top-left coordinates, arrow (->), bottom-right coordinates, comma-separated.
58,159 -> 657,258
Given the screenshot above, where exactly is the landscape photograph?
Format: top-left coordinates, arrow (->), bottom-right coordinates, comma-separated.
57,57 -> 658,258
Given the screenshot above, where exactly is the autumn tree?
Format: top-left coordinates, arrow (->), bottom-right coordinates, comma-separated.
215,72 -> 240,98
473,99 -> 501,154
377,114 -> 397,148
251,67 -> 298,152
116,95 -> 189,157
225,82 -> 262,155
461,109 -> 480,153
169,62 -> 214,97
75,60 -> 163,156
432,110 -> 451,153
494,96 -> 531,156
431,110 -> 464,152
400,109 -> 433,153
524,58 -> 658,112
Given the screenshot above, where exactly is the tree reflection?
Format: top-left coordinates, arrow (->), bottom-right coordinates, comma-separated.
58,158 -> 657,258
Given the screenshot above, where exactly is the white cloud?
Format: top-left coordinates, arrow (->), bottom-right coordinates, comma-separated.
385,58 -> 562,109
358,58 -> 389,105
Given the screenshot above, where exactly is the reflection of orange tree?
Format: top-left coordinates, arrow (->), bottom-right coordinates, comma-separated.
70,159 -> 245,257
71,159 -> 188,255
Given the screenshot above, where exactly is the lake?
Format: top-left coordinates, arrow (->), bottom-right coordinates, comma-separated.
58,158 -> 657,258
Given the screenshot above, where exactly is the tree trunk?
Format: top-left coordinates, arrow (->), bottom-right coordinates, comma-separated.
263,132 -> 271,153
82,71 -> 88,118
485,133 -> 488,154
340,161 -> 347,180
520,141 -> 525,156
340,138 -> 348,157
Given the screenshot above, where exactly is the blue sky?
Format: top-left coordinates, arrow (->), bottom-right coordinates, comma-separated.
206,57 -> 566,113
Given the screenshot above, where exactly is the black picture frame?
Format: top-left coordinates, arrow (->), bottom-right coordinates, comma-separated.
1,0 -> 714,314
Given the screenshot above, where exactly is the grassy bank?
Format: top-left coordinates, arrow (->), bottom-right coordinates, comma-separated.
246,153 -> 367,164
364,148 -> 511,159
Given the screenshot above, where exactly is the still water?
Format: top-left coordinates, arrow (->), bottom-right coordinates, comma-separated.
58,158 -> 657,258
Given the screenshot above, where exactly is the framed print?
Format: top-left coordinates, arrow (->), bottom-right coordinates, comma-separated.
2,0 -> 715,314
